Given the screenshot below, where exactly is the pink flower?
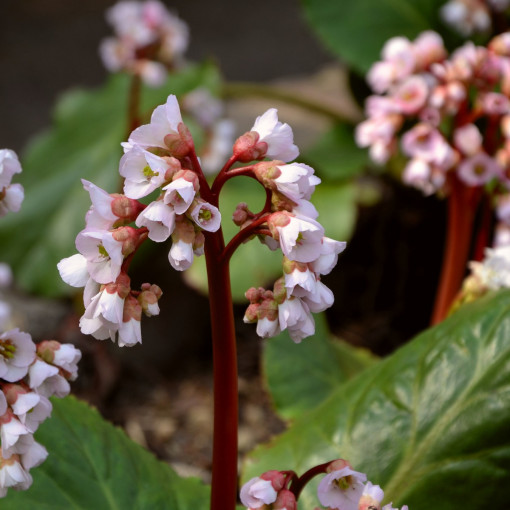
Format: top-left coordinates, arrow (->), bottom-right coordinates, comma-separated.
251,109 -> 299,162
269,212 -> 324,263
309,237 -> 347,276
0,330 -> 35,383
278,297 -> 315,343
317,466 -> 367,510
240,477 -> 277,508
453,124 -> 482,156
76,229 -> 124,285
57,253 -> 90,288
358,481 -> 384,510
0,184 -> 24,217
189,200 -> 221,232
28,360 -> 69,398
120,146 -> 173,199
128,95 -> 183,150
273,163 -> 321,203
163,173 -> 198,214
457,152 -> 501,186
168,239 -> 194,270
0,150 -> 22,188
135,200 -> 176,242
392,75 -> 429,114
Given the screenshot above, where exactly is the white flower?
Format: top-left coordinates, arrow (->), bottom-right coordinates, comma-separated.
163,177 -> 196,214
256,317 -> 281,339
0,329 -> 36,383
82,179 -> 118,230
168,240 -> 194,271
57,253 -> 89,288
309,237 -> 347,276
271,214 -> 324,263
118,317 -> 142,347
119,147 -> 169,199
240,477 -> 278,508
0,150 -> 22,188
359,481 -> 385,510
301,280 -> 334,313
128,94 -> 183,150
273,163 -> 321,202
53,344 -> 82,377
0,454 -> 33,495
189,200 -> 221,232
0,184 -> 24,217
317,467 -> 367,510
0,412 -> 31,458
28,360 -> 70,398
251,109 -> 299,162
135,200 -> 176,242
76,230 -> 124,285
278,297 -> 315,343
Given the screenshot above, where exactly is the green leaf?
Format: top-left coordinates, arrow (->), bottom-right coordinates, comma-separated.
184,179 -> 358,301
0,62 -> 220,297
302,123 -> 368,181
263,313 -> 378,420
3,396 -> 209,509
301,0 -> 445,73
244,290 -> 510,509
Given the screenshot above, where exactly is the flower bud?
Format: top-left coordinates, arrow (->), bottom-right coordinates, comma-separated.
164,123 -> 194,157
233,131 -> 268,162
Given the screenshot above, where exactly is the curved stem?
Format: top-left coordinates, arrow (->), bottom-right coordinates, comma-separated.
289,461 -> 331,499
222,213 -> 271,264
431,176 -> 481,325
223,82 -> 361,124
205,228 -> 238,510
211,165 -> 257,196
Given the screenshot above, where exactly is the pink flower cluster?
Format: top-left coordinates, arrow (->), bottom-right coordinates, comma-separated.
0,150 -> 24,219
99,0 -> 189,86
358,31 -> 510,221
240,460 -> 408,510
240,114 -> 345,342
441,0 -> 510,36
0,329 -> 80,497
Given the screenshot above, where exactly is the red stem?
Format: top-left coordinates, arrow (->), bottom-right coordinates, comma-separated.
205,227 -> 239,510
222,213 -> 271,263
289,461 -> 331,499
431,176 -> 481,325
473,195 -> 493,262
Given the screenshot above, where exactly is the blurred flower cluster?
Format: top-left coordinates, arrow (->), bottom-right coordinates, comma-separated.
441,0 -> 510,36
99,0 -> 189,86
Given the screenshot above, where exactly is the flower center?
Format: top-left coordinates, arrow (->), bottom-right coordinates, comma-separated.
0,339 -> 16,359
199,209 -> 212,221
98,245 -> 109,258
143,165 -> 159,179
334,475 -> 353,491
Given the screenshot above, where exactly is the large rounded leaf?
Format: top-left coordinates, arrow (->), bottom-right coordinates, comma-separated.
244,290 -> 510,509
3,396 -> 209,509
263,313 -> 378,420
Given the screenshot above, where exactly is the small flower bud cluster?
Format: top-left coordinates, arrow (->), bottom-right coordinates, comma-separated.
58,95 -> 222,346
0,329 -> 80,497
240,460 -> 408,510
440,0 -> 510,36
99,0 -> 189,86
0,150 -> 24,219
237,112 -> 346,342
356,30 -> 510,206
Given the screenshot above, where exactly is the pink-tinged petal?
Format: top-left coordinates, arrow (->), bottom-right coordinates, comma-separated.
81,180 -> 116,222
117,318 -> 142,347
163,178 -> 196,214
240,477 -> 278,508
135,201 -> 176,242
189,201 -> 221,232
0,392 -> 6,416
0,184 -> 24,217
168,240 -> 194,271
251,109 -> 299,162
0,150 -> 22,188
21,440 -> 48,470
58,254 -> 89,288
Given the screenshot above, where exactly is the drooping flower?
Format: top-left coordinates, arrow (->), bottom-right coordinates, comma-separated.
317,466 -> 367,510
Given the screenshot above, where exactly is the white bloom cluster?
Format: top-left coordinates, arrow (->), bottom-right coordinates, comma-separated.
99,0 -> 189,86
0,150 -> 24,219
58,95 -> 222,346
240,112 -> 345,343
240,462 -> 409,510
0,330 -> 80,497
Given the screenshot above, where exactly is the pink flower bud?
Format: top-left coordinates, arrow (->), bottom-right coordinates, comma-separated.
163,122 -> 194,157
233,131 -> 268,162
273,489 -> 297,510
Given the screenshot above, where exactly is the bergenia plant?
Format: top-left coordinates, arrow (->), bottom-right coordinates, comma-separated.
356,30 -> 510,323
0,150 -> 81,497
54,90 -> 364,508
